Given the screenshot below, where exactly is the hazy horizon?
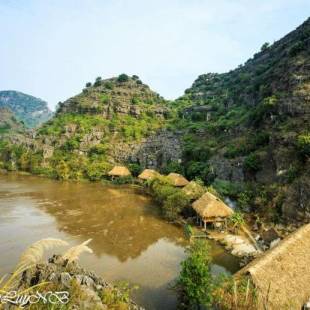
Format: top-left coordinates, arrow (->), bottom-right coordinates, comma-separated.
1,1 -> 309,111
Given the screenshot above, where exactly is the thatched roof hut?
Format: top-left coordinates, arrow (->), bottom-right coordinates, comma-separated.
138,169 -> 159,181
236,223 -> 310,309
192,192 -> 233,222
167,173 -> 189,187
108,166 -> 131,177
182,181 -> 205,200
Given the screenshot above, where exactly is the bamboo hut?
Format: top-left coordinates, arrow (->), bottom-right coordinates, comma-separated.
192,192 -> 233,229
138,169 -> 159,181
182,181 -> 205,200
236,223 -> 310,309
108,166 -> 131,177
167,173 -> 189,187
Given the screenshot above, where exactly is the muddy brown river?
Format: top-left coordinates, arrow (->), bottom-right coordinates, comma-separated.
0,173 -> 240,309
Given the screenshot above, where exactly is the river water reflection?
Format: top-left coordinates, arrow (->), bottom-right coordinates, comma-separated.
0,173 -> 240,309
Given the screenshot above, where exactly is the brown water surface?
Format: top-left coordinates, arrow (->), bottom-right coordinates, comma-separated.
0,173 -> 240,309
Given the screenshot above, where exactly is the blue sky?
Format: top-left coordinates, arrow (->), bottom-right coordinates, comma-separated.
0,0 -> 309,110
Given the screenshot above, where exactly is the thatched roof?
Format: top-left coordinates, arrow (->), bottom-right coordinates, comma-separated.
182,181 -> 205,200
167,173 -> 189,187
192,192 -> 233,220
138,169 -> 159,180
236,223 -> 310,309
108,166 -> 131,177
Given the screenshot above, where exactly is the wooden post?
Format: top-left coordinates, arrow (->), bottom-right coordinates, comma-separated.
204,220 -> 206,230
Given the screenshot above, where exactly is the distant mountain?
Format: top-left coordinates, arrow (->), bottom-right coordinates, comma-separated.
0,90 -> 53,128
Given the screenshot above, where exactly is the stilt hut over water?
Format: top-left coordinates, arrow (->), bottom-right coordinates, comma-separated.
138,169 -> 159,181
192,192 -> 233,230
167,173 -> 189,187
236,223 -> 310,310
108,166 -> 131,178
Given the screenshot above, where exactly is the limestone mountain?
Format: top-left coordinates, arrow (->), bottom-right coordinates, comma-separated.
0,108 -> 25,134
171,17 -> 310,221
0,74 -> 180,178
0,90 -> 53,128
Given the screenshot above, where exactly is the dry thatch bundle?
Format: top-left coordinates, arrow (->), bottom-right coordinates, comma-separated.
167,173 -> 189,187
236,223 -> 310,309
63,239 -> 93,262
192,192 -> 233,221
108,166 -> 131,177
182,181 -> 205,200
138,169 -> 160,180
17,238 -> 69,268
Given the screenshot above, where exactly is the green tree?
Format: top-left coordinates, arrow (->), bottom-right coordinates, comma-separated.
244,153 -> 261,173
85,82 -> 92,87
117,73 -> 129,82
177,240 -> 213,309
162,191 -> 190,220
55,160 -> 70,180
260,42 -> 270,51
94,76 -> 102,87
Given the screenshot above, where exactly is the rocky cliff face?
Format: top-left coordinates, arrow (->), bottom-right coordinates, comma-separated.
172,18 -> 310,221
0,90 -> 53,128
0,107 -> 25,134
0,75 -> 181,178
57,75 -> 168,119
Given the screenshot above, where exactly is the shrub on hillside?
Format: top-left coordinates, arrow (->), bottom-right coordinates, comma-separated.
297,133 -> 310,158
94,77 -> 102,87
117,74 -> 129,83
163,161 -> 184,175
244,153 -> 261,173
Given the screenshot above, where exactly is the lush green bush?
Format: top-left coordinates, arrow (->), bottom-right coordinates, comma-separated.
162,191 -> 190,220
177,240 -> 213,308
244,153 -> 261,173
163,161 -> 184,175
128,163 -> 142,177
85,161 -> 111,181
297,133 -> 310,158
55,160 -> 70,180
152,182 -> 177,204
111,175 -> 134,185
117,74 -> 129,83
186,161 -> 215,184
94,76 -> 102,87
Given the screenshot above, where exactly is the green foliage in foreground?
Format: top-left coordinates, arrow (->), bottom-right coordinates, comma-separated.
177,240 -> 213,308
177,240 -> 258,309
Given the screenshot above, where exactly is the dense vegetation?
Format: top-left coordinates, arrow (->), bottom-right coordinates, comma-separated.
0,90 -> 53,127
176,239 -> 257,309
0,75 -> 167,180
166,18 -> 310,222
